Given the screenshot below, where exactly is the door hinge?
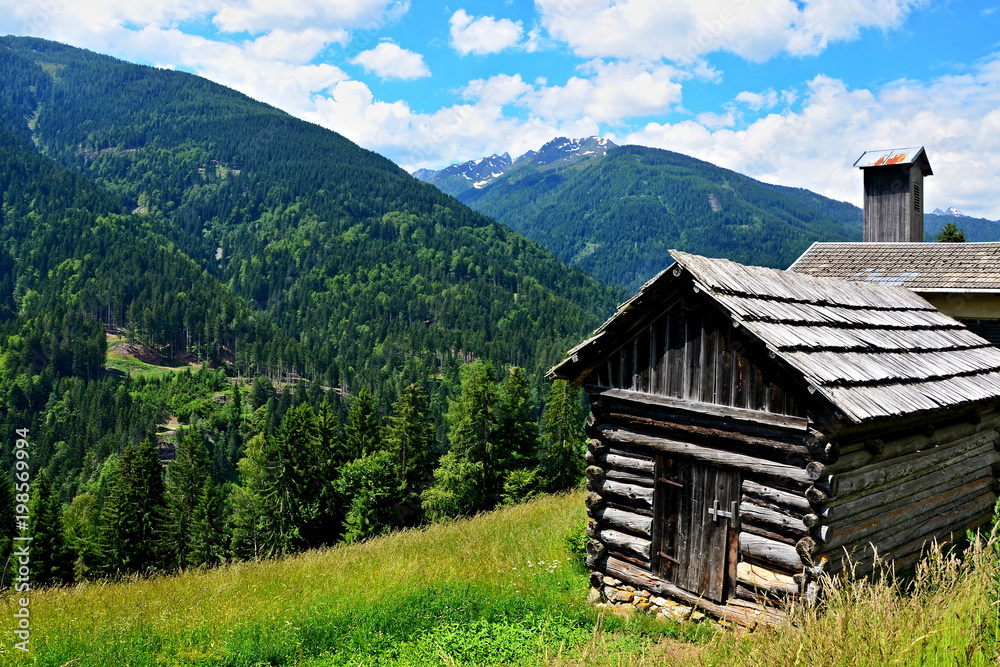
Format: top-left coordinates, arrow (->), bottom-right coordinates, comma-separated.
657,551 -> 680,565
659,477 -> 684,489
708,499 -> 737,522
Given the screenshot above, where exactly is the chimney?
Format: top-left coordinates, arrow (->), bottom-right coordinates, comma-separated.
854,147 -> 933,242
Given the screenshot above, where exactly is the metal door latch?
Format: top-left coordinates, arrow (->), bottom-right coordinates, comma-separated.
708,499 -> 736,522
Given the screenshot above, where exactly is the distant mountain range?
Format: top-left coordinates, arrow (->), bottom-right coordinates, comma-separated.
417,138 -> 1000,290
415,137 -> 614,197
416,138 -> 859,290
932,207 -> 969,217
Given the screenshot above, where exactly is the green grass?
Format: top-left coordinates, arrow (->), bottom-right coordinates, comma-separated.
105,354 -> 191,380
0,493 -> 706,666
2,493 -> 997,666
706,533 -> 1000,667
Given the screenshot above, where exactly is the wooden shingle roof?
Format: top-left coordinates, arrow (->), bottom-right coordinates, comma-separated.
788,242 -> 1000,292
550,250 -> 1000,422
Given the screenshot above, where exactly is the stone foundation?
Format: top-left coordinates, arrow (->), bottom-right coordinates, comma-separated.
589,574 -> 707,622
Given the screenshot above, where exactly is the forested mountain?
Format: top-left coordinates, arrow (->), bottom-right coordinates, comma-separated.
0,36 -> 617,580
0,37 -> 618,395
420,141 -> 862,290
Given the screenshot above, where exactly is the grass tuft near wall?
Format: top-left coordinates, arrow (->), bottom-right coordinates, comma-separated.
707,526 -> 1000,667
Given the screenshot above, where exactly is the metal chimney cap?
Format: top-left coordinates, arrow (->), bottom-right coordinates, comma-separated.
854,146 -> 932,176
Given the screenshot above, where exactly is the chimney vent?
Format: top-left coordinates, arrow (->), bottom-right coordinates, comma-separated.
854,147 -> 933,242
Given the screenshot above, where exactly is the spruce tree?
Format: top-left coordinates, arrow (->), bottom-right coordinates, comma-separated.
98,438 -> 167,576
250,376 -> 275,410
495,367 -> 539,486
187,480 -> 228,568
385,382 -> 435,491
0,475 -> 14,586
62,492 -> 101,581
345,388 -> 381,460
539,380 -> 587,492
230,404 -> 323,557
221,382 -> 245,479
28,470 -> 74,585
423,361 -> 498,518
312,395 -> 345,540
335,450 -> 399,543
385,383 -> 436,525
164,427 -> 211,569
936,221 -> 967,242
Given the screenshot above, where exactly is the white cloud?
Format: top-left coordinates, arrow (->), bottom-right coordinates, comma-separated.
526,60 -> 683,124
536,0 -> 925,63
734,90 -> 779,111
245,28 -> 348,65
300,78 -> 599,171
449,9 -> 524,55
212,0 -> 408,34
624,57 -> 1000,219
351,42 -> 430,80
462,73 -> 534,106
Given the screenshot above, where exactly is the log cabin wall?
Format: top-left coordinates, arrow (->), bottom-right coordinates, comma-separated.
808,408 -> 1000,576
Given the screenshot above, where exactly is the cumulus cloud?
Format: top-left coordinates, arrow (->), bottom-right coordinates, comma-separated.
462,73 -> 534,106
212,0 -> 408,34
526,60 -> 684,124
300,78 -> 600,171
536,0 -> 925,62
351,42 -> 430,80
624,58 -> 1000,219
245,28 -> 348,65
449,9 -> 524,55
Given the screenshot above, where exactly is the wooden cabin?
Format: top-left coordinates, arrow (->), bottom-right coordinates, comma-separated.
548,250 -> 1000,625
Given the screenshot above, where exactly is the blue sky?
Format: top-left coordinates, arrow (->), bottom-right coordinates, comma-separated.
2,1 -> 1000,218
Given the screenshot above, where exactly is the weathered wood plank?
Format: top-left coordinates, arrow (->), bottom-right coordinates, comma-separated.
830,436 -> 997,499
605,468 -> 656,486
593,505 -> 653,538
740,502 -> 810,536
818,476 -> 996,553
600,451 -> 656,474
739,532 -> 804,572
820,459 -> 993,527
590,478 -> 654,510
598,528 -> 651,560
596,408 -> 814,464
736,562 -> 800,597
589,387 -> 810,432
597,424 -> 816,485
825,491 -> 996,574
825,418 -> 1000,474
742,480 -> 814,514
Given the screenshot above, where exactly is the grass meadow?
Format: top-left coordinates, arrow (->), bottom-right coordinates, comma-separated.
0,491 -> 997,666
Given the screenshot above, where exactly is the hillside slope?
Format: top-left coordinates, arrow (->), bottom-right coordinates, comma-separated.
439,143 -> 860,290
0,36 -> 618,389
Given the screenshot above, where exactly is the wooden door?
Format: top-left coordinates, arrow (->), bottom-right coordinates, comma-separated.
654,457 -> 740,603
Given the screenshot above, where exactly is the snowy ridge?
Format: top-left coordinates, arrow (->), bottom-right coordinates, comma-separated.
932,206 -> 970,218
415,136 -> 616,192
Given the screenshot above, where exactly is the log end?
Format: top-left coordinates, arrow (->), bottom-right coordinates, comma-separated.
585,492 -> 605,511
